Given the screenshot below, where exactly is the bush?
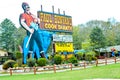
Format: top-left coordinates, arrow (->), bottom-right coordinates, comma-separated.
14,63 -> 18,68
77,52 -> 84,60
17,58 -> 23,67
85,51 -> 96,62
2,60 -> 16,70
61,55 -> 65,61
27,58 -> 36,67
15,51 -> 22,59
85,54 -> 92,62
2,63 -> 8,70
68,56 -> 78,64
37,58 -> 47,67
92,56 -> 97,60
53,55 -> 62,65
22,64 -> 27,68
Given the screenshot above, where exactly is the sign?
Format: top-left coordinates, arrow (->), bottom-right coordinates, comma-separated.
55,42 -> 74,52
53,34 -> 73,42
37,11 -> 72,32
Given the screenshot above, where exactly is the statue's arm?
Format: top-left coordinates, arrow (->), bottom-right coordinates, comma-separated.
20,18 -> 34,34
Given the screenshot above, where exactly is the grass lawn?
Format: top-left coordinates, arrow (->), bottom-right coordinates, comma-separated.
0,63 -> 120,80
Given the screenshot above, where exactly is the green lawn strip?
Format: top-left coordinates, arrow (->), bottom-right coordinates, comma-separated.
0,63 -> 120,80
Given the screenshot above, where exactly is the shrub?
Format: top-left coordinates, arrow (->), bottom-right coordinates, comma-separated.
77,52 -> 84,60
68,56 -> 78,64
22,64 -> 27,68
61,55 -> 65,61
85,51 -> 96,62
37,58 -> 47,67
48,55 -> 54,60
53,55 -> 62,65
27,58 -> 36,67
85,54 -> 92,62
14,63 -> 18,68
17,58 -> 23,67
2,63 -> 8,70
67,54 -> 74,59
2,60 -> 16,70
92,56 -> 97,60
15,51 -> 22,59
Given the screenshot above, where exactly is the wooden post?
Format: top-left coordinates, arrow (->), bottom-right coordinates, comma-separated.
54,64 -> 56,73
84,62 -> 86,69
70,63 -> 72,70
41,5 -> 43,11
10,68 -> 12,76
34,67 -> 36,75
105,57 -> 107,65
52,6 -> 54,14
114,57 -> 116,64
96,60 -> 98,67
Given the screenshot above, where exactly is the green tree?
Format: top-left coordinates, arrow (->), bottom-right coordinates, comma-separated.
79,20 -> 105,44
114,22 -> 120,45
115,30 -> 120,45
78,18 -> 118,47
0,18 -> 17,52
90,27 -> 106,51
103,19 -> 116,46
14,27 -> 26,51
82,41 -> 91,51
73,26 -> 81,49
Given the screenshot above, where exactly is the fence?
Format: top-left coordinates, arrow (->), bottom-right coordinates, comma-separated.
96,57 -> 120,66
9,57 -> 120,76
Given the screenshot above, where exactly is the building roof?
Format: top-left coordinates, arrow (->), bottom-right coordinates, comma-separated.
96,45 -> 120,52
0,50 -> 8,56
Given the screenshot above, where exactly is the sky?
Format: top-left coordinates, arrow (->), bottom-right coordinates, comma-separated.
0,0 -> 120,28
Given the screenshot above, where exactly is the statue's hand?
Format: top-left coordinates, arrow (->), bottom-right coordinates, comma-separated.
29,28 -> 34,34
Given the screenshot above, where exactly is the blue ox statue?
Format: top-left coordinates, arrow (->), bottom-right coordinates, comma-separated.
22,23 -> 53,64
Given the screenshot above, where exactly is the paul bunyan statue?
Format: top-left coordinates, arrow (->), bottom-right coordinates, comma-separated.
19,2 -> 52,64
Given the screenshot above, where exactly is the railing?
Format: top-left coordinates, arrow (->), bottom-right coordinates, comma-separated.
9,57 -> 120,76
96,57 -> 120,66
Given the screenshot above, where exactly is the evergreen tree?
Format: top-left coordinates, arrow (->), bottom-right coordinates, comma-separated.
0,18 -> 17,52
90,26 -> 106,49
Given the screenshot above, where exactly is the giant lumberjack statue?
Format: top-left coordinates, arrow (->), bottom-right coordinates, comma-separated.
19,2 -> 52,64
